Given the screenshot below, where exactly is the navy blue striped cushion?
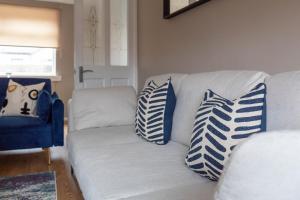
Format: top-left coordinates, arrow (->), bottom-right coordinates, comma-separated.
135,78 -> 176,145
185,83 -> 267,181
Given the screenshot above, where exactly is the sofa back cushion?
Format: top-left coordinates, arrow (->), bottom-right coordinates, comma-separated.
72,86 -> 137,131
266,71 -> 300,131
144,74 -> 188,97
170,71 -> 269,146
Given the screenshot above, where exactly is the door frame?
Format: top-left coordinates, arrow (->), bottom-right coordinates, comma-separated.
73,0 -> 138,90
128,0 -> 138,90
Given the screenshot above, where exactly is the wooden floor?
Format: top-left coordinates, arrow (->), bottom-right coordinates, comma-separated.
0,126 -> 84,200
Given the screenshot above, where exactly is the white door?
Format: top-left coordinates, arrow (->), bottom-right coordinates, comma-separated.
74,0 -> 137,89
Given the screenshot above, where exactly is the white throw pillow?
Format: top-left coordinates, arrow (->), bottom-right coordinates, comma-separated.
72,86 -> 137,131
0,80 -> 45,116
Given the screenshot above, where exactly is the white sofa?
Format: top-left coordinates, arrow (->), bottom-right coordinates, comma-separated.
67,70 -> 300,200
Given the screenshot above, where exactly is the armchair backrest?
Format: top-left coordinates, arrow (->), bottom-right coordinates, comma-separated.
0,78 -> 51,106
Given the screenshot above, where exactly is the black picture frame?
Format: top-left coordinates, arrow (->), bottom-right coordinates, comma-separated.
163,0 -> 210,19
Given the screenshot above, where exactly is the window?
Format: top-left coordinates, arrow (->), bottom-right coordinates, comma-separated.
0,4 -> 59,77
0,46 -> 56,76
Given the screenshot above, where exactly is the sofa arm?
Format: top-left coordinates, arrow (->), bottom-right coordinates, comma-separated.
215,131 -> 300,200
72,87 -> 137,130
51,92 -> 64,146
68,99 -> 75,132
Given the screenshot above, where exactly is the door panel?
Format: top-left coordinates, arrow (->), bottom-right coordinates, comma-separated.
82,0 -> 105,67
74,0 -> 137,89
110,0 -> 128,66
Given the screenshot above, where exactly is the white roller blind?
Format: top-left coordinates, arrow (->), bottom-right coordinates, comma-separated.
0,4 -> 60,48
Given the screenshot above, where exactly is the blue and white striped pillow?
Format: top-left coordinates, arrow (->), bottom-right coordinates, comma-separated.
135,78 -> 176,145
185,83 -> 267,181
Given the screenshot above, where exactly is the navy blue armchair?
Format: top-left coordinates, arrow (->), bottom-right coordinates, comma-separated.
0,78 -> 64,163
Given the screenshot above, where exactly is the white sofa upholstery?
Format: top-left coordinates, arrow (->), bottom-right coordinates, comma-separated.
72,87 -> 137,131
213,71 -> 300,200
215,131 -> 300,200
69,132 -> 215,200
266,71 -> 300,131
168,71 -> 268,146
68,70 -> 299,200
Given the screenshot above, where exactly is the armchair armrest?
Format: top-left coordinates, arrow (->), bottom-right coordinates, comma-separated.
51,92 -> 64,146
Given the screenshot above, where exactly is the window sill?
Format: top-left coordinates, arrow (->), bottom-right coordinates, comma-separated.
0,75 -> 62,82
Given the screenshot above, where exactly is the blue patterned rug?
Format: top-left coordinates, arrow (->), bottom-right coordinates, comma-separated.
0,171 -> 56,200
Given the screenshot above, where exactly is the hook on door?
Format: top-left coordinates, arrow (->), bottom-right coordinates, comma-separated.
79,66 -> 94,83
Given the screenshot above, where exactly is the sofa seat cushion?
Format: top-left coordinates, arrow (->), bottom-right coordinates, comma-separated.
67,125 -> 141,168
68,127 -> 216,200
0,116 -> 46,129
123,182 -> 216,200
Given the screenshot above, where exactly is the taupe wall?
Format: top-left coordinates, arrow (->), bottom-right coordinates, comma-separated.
52,2 -> 74,118
0,0 -> 74,117
138,0 -> 300,87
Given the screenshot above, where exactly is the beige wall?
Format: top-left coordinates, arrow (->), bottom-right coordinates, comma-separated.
138,0 -> 300,87
0,0 -> 74,117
